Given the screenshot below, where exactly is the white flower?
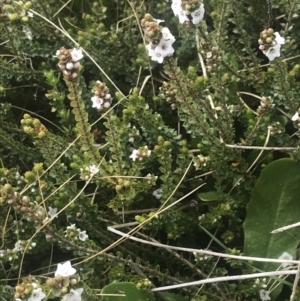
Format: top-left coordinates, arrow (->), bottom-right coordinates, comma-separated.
62,288 -> 84,301
155,39 -> 175,58
161,27 -> 175,42
48,206 -> 58,218
265,44 -> 281,61
278,251 -> 293,268
259,289 -> 271,301
265,32 -> 285,61
28,288 -> 46,301
177,9 -> 189,23
56,50 -> 61,56
292,112 -> 299,121
91,96 -> 103,109
79,230 -> 88,241
274,32 -> 285,45
67,224 -> 77,230
55,261 -> 76,277
13,240 -> 24,252
71,48 -> 83,62
27,11 -> 33,18
87,165 -> 99,176
130,149 -> 139,161
191,3 -> 205,24
171,0 -> 189,23
146,43 -> 156,56
171,0 -> 182,15
150,50 -> 164,63
146,39 -> 173,63
153,189 -> 163,199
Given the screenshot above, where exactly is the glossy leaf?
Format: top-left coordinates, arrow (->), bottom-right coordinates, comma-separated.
244,158 -> 300,297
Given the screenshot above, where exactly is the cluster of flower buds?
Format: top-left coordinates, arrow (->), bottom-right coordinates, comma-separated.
15,277 -> 42,300
159,81 -> 178,109
21,114 -> 47,138
130,146 -> 151,162
80,165 -> 99,180
202,45 -> 221,72
267,122 -> 284,135
258,28 -> 285,61
193,250 -> 212,262
56,47 -> 83,81
2,0 -> 32,21
91,80 -> 112,111
193,154 -> 209,169
141,14 -> 175,63
171,0 -> 205,24
257,96 -> 274,114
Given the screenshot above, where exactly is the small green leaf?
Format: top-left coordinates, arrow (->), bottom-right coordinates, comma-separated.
198,191 -> 222,202
101,282 -> 155,301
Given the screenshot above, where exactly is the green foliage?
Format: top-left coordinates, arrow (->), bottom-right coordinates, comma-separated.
244,158 -> 300,298
1,0 -> 300,301
100,282 -> 155,301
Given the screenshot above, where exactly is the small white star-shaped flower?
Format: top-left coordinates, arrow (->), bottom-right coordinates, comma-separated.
28,288 -> 46,301
155,39 -> 175,58
274,32 -> 285,45
191,3 -> 205,24
153,189 -> 163,200
67,224 -> 76,230
71,48 -> 83,62
62,288 -> 84,301
130,149 -> 139,161
55,261 -> 76,277
264,32 -> 285,61
48,206 -> 58,218
265,44 -> 281,61
161,27 -> 175,42
177,9 -> 189,23
91,96 -> 104,109
79,230 -> 88,241
87,165 -> 99,176
259,289 -> 271,301
278,251 -> 293,268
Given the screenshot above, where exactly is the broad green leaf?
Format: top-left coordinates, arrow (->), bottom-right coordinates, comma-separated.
198,191 -> 222,202
100,282 -> 155,301
162,292 -> 186,301
244,158 -> 300,298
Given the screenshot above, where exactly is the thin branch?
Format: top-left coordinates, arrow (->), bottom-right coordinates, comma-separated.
151,270 -> 297,292
107,226 -> 299,266
225,144 -> 298,151
290,262 -> 300,301
272,221 -> 300,233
